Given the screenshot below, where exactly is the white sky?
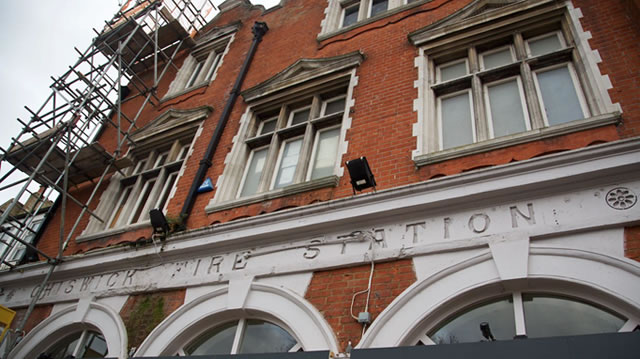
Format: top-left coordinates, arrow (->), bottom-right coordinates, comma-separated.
0,0 -> 279,204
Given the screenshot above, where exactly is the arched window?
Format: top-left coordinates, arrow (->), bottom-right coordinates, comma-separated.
40,330 -> 108,359
421,292 -> 630,345
179,319 -> 301,355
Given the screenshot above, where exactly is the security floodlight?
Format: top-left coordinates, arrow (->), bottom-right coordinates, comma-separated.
149,208 -> 169,237
346,157 -> 376,195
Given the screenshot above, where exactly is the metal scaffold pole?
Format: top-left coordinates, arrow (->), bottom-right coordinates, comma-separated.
0,0 -> 217,354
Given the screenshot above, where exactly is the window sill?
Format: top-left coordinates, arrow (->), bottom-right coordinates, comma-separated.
76,221 -> 151,243
161,82 -> 210,104
413,112 -> 621,167
318,0 -> 430,42
205,175 -> 340,214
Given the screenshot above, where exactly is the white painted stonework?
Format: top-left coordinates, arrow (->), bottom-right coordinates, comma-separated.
1,139 -> 640,357
2,140 -> 640,307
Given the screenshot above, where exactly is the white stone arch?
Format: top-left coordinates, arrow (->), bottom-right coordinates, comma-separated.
359,245 -> 640,348
134,281 -> 339,356
9,299 -> 128,359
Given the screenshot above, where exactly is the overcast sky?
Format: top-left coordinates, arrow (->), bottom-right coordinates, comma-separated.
0,0 -> 280,203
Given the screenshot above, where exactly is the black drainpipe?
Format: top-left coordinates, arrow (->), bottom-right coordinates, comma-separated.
181,21 -> 269,220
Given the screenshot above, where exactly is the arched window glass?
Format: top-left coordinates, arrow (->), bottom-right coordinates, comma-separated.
423,293 -> 629,345
430,297 -> 515,344
522,295 -> 626,338
43,330 -> 107,358
182,319 -> 300,355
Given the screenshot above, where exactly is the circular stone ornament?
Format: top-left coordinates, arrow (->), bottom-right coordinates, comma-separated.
606,187 -> 637,210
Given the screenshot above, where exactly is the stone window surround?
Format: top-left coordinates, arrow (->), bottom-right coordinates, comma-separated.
162,25 -> 237,101
77,107 -> 211,243
319,0 -> 426,40
206,52 -> 364,214
409,0 -> 621,167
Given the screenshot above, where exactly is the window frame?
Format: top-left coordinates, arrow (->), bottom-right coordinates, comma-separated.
419,291 -> 633,345
234,90 -> 348,200
306,125 -> 342,181
531,61 -> 590,127
436,88 -> 476,150
163,28 -> 236,100
482,75 -> 532,139
178,318 -> 303,356
479,44 -> 516,71
409,1 -> 621,167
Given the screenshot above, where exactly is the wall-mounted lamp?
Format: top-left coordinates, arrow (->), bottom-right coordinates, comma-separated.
149,208 -> 169,238
346,157 -> 376,195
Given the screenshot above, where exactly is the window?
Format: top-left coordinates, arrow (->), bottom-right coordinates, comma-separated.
41,330 -> 108,359
409,1 -> 620,165
424,293 -> 628,345
104,139 -> 186,230
237,90 -> 346,198
0,216 -> 44,269
208,52 -> 362,212
164,26 -> 235,99
430,30 -> 588,152
328,0 -> 421,32
184,50 -> 222,90
178,319 -> 301,355
80,107 -> 208,240
342,2 -> 360,28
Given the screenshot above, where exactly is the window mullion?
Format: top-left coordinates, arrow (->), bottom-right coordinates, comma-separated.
230,319 -> 246,354
259,136 -> 280,192
468,47 -> 488,142
295,123 -> 315,183
426,56 -> 439,153
72,330 -> 89,357
359,0 -> 369,21
515,32 -> 545,130
513,292 -> 527,337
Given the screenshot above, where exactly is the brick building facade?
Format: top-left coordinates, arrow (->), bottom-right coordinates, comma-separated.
1,0 -> 639,358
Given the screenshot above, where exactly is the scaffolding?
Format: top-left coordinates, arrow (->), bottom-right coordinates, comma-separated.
0,0 -> 216,352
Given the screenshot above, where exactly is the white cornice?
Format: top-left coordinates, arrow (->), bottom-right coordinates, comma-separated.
2,137 -> 640,286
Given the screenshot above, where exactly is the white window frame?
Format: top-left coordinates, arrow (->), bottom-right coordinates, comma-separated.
483,75 -> 532,139
436,58 -> 469,83
306,125 -> 342,180
271,135 -> 305,190
237,145 -> 269,198
479,44 -> 516,70
368,0 -> 389,18
532,62 -> 591,127
177,318 -> 302,355
341,2 -> 361,28
437,88 -> 476,151
287,105 -> 313,126
320,94 -> 348,116
525,30 -> 566,58
257,116 -> 278,135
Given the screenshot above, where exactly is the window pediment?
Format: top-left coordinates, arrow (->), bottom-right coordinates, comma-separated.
409,0 -> 550,46
129,106 -> 212,155
241,51 -> 365,103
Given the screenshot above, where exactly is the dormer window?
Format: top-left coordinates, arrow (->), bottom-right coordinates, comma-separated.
164,24 -> 237,99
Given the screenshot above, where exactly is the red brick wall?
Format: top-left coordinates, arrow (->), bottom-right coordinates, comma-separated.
32,0 -> 639,255
9,305 -> 53,335
572,0 -> 640,138
305,259 -> 416,351
624,226 -> 640,262
119,289 -> 186,350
